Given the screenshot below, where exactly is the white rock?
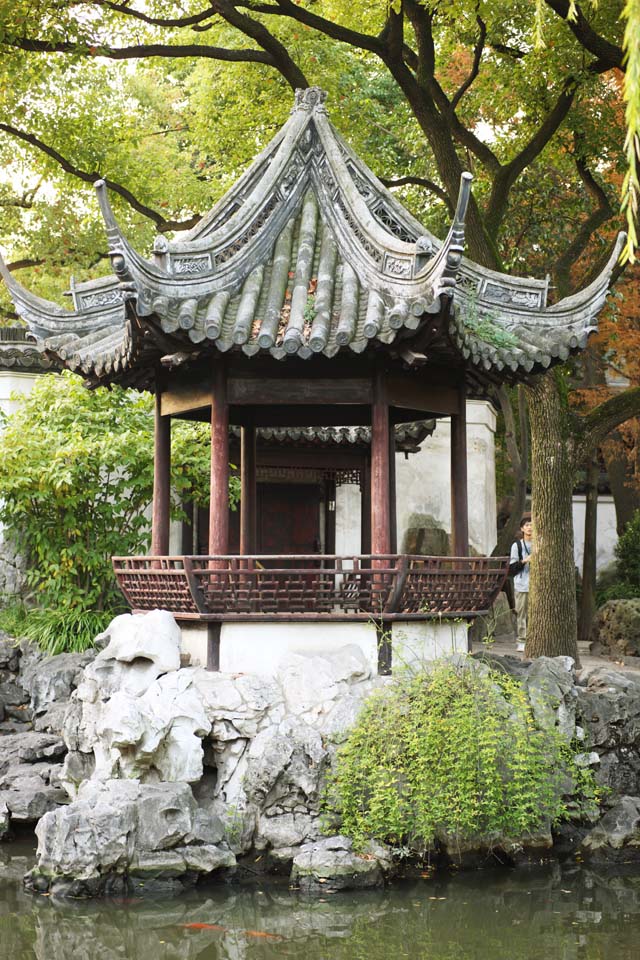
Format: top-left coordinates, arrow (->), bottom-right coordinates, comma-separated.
86,610 -> 181,698
277,653 -> 346,717
326,644 -> 372,684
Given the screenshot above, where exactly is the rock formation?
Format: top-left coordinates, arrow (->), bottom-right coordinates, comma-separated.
2,611 -> 640,895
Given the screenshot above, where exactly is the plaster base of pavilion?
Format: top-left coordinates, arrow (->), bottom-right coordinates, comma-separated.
178,619 -> 469,677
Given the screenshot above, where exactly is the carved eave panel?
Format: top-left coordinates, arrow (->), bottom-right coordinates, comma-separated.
450,234 -> 625,379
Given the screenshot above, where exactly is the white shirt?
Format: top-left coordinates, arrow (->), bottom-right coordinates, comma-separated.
510,538 -> 533,593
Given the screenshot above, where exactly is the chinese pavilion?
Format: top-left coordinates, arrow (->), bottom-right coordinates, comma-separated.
0,88 -> 622,671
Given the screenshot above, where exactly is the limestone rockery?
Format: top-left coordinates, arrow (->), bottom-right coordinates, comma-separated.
2,610 -> 640,897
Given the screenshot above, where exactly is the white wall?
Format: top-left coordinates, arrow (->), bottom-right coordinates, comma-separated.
0,370 -> 39,417
336,400 -> 498,558
394,400 -> 498,556
572,494 -> 618,573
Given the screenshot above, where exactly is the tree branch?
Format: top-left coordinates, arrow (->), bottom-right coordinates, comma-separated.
451,16 -> 486,110
577,386 -> 640,463
489,41 -> 526,60
554,147 -> 615,296
544,0 -> 624,70
6,258 -> 45,271
0,123 -> 202,232
485,83 -> 576,235
237,0 -> 386,56
403,1 -> 500,174
213,0 -> 308,90
73,1 -> 220,30
378,174 -> 452,211
3,36 -> 276,66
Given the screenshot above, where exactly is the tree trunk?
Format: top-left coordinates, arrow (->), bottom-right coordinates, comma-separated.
578,455 -> 599,644
494,385 -> 530,557
602,430 -> 640,534
525,373 -> 578,660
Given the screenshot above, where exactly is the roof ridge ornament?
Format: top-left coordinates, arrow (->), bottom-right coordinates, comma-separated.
94,179 -> 134,284
292,87 -> 328,114
446,171 -> 472,274
418,172 -> 472,297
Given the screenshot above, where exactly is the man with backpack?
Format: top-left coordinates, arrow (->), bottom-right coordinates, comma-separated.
509,514 -> 533,653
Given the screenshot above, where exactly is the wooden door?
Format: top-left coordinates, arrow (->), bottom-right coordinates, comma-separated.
197,481 -> 321,558
258,482 -> 321,557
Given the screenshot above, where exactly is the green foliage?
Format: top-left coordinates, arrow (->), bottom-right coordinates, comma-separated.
464,299 -> 520,349
325,658 -> 592,852
303,295 -> 317,325
0,602 -> 112,655
0,371 -> 239,618
595,580 -> 640,607
621,0 -> 640,261
614,508 -> 640,589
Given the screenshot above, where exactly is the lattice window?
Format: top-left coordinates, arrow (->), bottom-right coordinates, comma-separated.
371,202 -> 419,244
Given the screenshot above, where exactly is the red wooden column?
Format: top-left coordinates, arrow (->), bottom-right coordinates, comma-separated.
371,370 -> 391,557
450,386 -> 469,557
151,391 -> 171,556
389,422 -> 397,554
240,425 -> 257,555
209,364 -> 230,555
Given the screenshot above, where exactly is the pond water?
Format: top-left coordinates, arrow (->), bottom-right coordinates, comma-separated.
2,840 -> 640,960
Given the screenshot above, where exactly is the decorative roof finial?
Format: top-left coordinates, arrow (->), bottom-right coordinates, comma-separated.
445,172 -> 473,275
293,87 -> 328,114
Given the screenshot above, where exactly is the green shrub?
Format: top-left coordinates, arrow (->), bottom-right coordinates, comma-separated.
615,510 -> 640,590
0,372 -> 240,625
0,603 -> 112,655
325,658 -> 593,852
595,580 -> 640,608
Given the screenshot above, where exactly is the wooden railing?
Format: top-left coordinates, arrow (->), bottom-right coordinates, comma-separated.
113,554 -> 509,621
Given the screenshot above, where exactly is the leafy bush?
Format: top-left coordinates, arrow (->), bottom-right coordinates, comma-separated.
0,603 -> 112,655
325,659 -> 592,852
595,580 -> 640,608
615,510 -> 640,590
0,371 -> 239,625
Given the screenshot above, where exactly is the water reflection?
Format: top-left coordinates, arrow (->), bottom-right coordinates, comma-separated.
2,841 -> 640,960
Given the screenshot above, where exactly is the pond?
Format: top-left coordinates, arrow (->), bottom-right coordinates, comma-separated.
2,839 -> 640,960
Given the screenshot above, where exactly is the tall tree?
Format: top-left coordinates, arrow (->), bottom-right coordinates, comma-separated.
0,0 -> 638,657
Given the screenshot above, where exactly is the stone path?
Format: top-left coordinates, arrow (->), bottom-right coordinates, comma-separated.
472,633 -> 640,677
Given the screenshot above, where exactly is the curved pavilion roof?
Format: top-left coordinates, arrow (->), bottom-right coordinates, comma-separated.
0,327 -> 55,374
229,420 -> 434,455
0,87 -> 624,391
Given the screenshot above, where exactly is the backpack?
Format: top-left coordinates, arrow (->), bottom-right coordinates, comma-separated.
508,539 -> 524,578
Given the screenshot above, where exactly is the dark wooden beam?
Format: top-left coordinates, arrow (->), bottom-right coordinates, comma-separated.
231,405 -> 373,427
228,377 -> 372,405
387,374 -> 459,415
240,425 -> 257,555
209,363 -> 229,555
371,370 -> 391,555
151,392 -> 171,556
160,383 -> 210,417
451,388 -> 469,557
